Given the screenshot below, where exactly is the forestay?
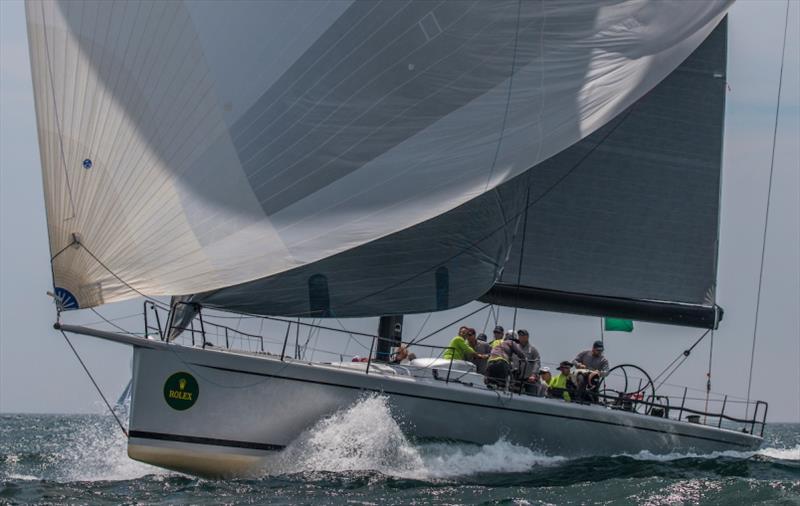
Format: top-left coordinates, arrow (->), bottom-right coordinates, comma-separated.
27,0 -> 731,310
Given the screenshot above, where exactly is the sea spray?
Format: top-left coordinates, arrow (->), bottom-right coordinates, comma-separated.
61,414 -> 165,482
0,413 -> 165,483
268,394 -> 424,475
264,394 -> 563,480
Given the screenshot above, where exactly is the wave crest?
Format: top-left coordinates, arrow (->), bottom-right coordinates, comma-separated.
265,394 -> 562,480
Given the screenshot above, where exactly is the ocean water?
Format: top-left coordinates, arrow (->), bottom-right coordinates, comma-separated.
1,396 -> 798,505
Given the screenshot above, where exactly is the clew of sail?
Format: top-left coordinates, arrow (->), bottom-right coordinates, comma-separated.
26,0 -> 731,310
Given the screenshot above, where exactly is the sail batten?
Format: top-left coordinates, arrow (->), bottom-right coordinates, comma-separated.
27,0 -> 732,312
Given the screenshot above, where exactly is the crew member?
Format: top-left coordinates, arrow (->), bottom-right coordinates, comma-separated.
485,334 -> 526,388
537,367 -> 552,397
574,340 -> 609,402
489,325 -> 504,348
548,361 -> 574,401
574,340 -> 610,376
443,327 -> 486,362
472,333 -> 492,374
513,329 -> 541,387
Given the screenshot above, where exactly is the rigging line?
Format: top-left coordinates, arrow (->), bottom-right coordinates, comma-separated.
481,305 -> 494,334
50,239 -> 77,263
408,303 -> 492,347
599,317 -> 605,344
338,105 -> 638,312
300,318 -> 316,360
745,0 -> 791,418
80,313 -> 141,327
88,308 -> 140,336
483,0 -> 523,190
655,355 -> 690,392
703,330 -> 720,423
59,330 -> 128,437
333,315 -> 370,352
77,242 -> 169,310
414,312 -> 433,341
38,3 -> 77,221
511,186 -> 531,330
651,329 -> 711,384
295,316 -> 301,359
257,317 -> 265,353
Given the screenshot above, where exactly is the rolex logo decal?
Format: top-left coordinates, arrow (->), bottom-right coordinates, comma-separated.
163,372 -> 199,411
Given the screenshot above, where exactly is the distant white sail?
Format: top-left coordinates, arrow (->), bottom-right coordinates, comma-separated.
26,0 -> 731,309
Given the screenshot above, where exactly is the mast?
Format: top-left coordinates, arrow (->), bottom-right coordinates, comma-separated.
375,315 -> 403,363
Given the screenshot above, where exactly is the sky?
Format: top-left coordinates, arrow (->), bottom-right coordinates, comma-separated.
1,0 -> 799,422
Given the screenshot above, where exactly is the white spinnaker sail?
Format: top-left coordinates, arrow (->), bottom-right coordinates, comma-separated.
26,0 -> 731,309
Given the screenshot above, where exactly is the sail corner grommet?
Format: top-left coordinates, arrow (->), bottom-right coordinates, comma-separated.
82,158 -> 92,170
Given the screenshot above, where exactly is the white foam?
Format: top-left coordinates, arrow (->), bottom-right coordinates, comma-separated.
416,439 -> 565,479
265,394 -> 563,480
616,443 -> 800,462
268,395 -> 425,475
7,473 -> 39,481
757,445 -> 800,461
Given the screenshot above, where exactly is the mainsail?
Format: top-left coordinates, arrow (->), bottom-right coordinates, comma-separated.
482,18 -> 729,329
27,0 -> 731,311
192,16 -> 731,323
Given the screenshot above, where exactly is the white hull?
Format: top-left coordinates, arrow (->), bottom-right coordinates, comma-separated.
108,332 -> 763,478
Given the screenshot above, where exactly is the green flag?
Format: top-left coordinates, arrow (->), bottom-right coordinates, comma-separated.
604,318 -> 633,332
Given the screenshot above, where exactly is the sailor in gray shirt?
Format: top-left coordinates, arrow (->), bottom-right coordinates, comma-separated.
513,329 -> 541,380
574,340 -> 609,377
471,333 -> 493,374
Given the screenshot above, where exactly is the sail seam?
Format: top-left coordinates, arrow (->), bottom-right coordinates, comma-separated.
511,186 -> 531,330
483,0 -> 523,190
76,241 -> 169,310
38,2 -> 77,222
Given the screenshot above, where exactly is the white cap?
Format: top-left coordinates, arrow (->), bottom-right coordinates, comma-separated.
539,366 -> 551,373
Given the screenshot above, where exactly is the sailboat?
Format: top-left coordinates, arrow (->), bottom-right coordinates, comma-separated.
26,0 -> 768,477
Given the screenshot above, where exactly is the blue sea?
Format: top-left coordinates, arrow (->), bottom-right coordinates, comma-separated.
1,397 -> 798,505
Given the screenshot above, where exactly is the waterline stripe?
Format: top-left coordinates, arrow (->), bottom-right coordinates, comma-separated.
129,430 -> 284,452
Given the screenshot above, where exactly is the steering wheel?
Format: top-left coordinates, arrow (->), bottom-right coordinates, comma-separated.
598,363 -> 657,415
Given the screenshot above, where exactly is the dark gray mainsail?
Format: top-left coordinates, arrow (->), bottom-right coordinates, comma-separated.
482,18 -> 729,329
187,181 -> 528,318
190,18 -> 729,327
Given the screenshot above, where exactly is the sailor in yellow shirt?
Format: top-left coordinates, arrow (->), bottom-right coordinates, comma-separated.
548,361 -> 574,401
488,325 -> 504,348
443,327 -> 487,362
